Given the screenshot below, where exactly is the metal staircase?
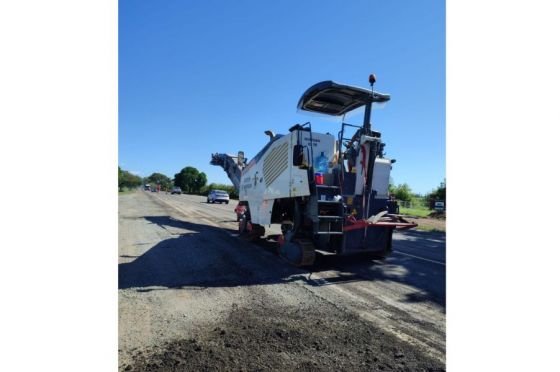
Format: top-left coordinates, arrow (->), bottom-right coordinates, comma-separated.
315,184 -> 344,236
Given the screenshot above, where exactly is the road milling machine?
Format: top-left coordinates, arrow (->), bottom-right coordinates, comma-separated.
211,75 -> 417,266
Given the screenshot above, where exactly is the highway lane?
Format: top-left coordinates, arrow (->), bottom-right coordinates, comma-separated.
152,192 -> 446,304
155,192 -> 446,262
155,193 -> 446,295
393,230 -> 446,264
147,191 -> 446,361
119,190 -> 446,370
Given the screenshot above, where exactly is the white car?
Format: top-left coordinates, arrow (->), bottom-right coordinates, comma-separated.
207,190 -> 230,204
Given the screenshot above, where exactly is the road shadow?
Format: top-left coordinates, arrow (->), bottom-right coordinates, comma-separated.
313,253 -> 445,307
119,215 -> 445,307
119,216 -> 308,291
397,228 -> 446,241
309,229 -> 446,307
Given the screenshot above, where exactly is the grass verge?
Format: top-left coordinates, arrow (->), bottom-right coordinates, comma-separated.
399,207 -> 432,218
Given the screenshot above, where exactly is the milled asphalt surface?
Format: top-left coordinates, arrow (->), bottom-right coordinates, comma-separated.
119,190 -> 446,371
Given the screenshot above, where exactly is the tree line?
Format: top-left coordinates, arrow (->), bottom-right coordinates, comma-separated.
120,164 -> 444,209
389,179 -> 446,209
117,165 -> 239,198
118,166 -> 143,191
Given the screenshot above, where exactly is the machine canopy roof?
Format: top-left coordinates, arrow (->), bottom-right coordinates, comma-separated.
297,81 -> 390,116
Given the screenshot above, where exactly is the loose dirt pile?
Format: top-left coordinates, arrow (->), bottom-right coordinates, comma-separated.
123,303 -> 444,372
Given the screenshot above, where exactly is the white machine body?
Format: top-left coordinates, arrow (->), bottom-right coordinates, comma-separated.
239,131 -> 335,225
239,130 -> 391,225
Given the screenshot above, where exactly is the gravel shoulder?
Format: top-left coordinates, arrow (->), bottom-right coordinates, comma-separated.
409,217 -> 446,232
119,191 -> 446,371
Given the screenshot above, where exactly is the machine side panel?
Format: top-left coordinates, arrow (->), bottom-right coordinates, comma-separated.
238,131 -> 337,226
289,131 -> 335,196
372,158 -> 391,199
239,135 -> 292,225
239,136 -> 288,202
257,199 -> 274,225
289,131 -> 309,197
263,139 -> 292,200
300,132 -> 337,169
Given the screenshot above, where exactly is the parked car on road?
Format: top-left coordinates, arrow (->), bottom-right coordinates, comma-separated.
207,190 -> 230,204
171,186 -> 182,195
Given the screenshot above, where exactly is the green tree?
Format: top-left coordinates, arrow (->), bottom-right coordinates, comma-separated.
393,183 -> 413,202
118,166 -> 142,191
427,179 -> 446,202
388,176 -> 396,195
146,172 -> 172,191
174,166 -> 207,194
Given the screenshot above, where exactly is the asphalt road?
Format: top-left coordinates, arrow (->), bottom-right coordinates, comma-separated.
119,190 -> 446,371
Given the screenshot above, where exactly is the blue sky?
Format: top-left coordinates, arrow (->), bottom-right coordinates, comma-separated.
119,0 -> 445,194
